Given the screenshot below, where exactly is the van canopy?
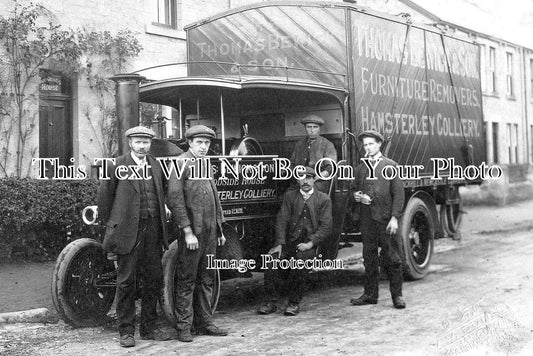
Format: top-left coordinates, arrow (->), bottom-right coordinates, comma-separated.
139,75 -> 347,155
139,76 -> 347,110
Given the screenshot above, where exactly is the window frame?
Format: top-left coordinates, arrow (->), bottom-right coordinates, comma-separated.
145,0 -> 185,39
530,58 -> 533,100
153,0 -> 177,29
505,51 -> 514,98
492,122 -> 499,164
487,46 -> 496,94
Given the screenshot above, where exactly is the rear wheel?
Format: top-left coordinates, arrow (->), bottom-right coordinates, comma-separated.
160,240 -> 221,329
399,197 -> 435,280
51,238 -> 115,327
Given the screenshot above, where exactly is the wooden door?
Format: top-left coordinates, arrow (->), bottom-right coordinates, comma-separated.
39,98 -> 72,175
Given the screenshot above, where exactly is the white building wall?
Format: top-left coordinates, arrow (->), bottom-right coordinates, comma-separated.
1,0 -> 532,175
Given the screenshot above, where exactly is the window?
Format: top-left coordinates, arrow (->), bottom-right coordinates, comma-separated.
487,46 -> 496,93
506,52 -> 514,97
145,0 -> 184,39
154,0 -> 177,29
480,45 -> 486,92
530,125 -> 533,163
513,124 -> 518,163
530,59 -> 533,100
492,122 -> 499,163
507,123 -> 513,163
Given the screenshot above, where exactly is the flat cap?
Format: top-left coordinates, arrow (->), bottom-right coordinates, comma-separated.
301,114 -> 325,126
357,129 -> 384,143
125,126 -> 156,138
298,166 -> 316,178
185,125 -> 216,140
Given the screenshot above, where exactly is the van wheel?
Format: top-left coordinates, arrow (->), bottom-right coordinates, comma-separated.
160,240 -> 221,329
51,238 -> 115,327
399,197 -> 435,280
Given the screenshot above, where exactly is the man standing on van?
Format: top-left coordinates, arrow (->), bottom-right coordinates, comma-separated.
290,114 -> 337,193
349,130 -> 406,309
97,126 -> 170,347
167,125 -> 227,342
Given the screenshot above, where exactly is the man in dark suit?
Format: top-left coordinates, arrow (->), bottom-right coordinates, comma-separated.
258,166 -> 332,316
167,125 -> 227,342
349,130 -> 406,309
290,115 -> 337,193
97,126 -> 170,347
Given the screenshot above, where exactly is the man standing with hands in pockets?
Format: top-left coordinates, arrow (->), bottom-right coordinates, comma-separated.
349,130 -> 406,309
167,125 -> 228,342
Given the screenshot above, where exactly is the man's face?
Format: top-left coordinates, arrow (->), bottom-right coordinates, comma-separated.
129,137 -> 151,159
189,137 -> 211,157
305,123 -> 321,140
297,174 -> 315,192
362,137 -> 382,157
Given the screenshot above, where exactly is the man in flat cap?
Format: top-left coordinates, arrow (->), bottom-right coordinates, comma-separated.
258,166 -> 332,316
97,125 -> 170,347
290,114 -> 337,193
167,124 -> 227,342
349,130 -> 406,309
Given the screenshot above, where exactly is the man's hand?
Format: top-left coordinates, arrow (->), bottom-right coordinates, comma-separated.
296,241 -> 314,252
386,216 -> 399,235
353,191 -> 363,202
218,233 -> 226,246
268,244 -> 282,256
183,227 -> 199,250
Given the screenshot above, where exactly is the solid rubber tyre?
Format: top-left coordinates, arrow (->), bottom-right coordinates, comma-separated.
51,238 -> 115,327
160,240 -> 221,328
399,197 -> 435,280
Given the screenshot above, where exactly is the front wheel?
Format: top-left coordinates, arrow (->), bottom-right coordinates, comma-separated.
160,240 -> 221,329
399,197 -> 435,280
51,238 -> 116,327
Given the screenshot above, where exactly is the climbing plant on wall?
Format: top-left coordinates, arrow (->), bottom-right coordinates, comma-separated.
76,29 -> 143,159
0,1 -> 80,177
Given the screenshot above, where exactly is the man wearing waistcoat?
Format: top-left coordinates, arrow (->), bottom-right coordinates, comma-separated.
167,125 -> 227,342
97,126 -> 170,347
290,115 -> 337,193
349,130 -> 406,309
258,166 -> 332,316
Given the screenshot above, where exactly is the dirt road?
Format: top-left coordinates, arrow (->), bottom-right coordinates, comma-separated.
2,222 -> 533,355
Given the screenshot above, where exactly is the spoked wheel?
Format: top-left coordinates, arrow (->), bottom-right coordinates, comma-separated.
399,197 -> 435,280
160,240 -> 221,329
51,238 -> 116,327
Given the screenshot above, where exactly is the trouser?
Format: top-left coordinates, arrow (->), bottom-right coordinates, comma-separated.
263,243 -> 317,304
175,224 -> 217,331
360,206 -> 403,299
116,217 -> 163,336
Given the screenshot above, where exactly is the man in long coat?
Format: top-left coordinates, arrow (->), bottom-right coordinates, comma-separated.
97,126 -> 170,347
